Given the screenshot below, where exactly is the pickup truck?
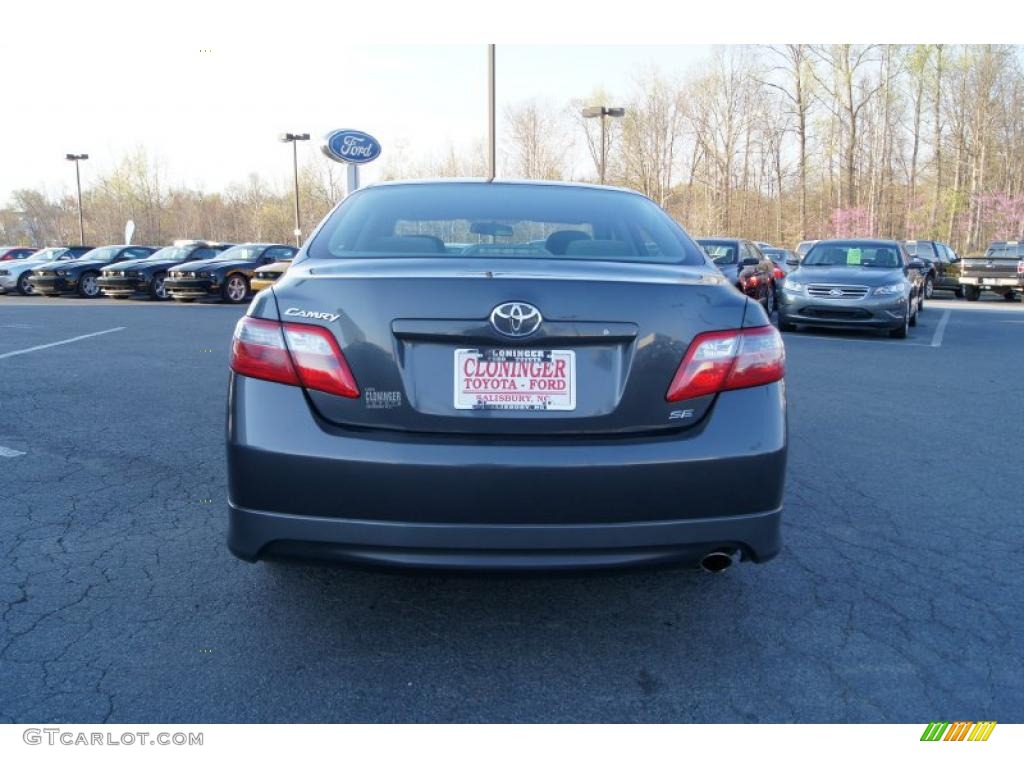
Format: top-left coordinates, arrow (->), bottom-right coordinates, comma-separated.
960,241 -> 1024,301
902,240 -> 963,298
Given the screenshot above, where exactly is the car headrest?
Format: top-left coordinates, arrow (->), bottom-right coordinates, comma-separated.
545,230 -> 591,255
564,239 -> 633,258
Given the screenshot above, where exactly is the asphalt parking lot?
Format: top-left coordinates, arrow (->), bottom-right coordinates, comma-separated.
1,293 -> 1022,723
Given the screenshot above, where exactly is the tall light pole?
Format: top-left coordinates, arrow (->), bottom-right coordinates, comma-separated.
581,106 -> 625,185
65,153 -> 88,245
487,44 -> 496,182
279,132 -> 310,246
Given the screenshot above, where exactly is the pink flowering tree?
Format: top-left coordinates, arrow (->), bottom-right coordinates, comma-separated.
974,193 -> 1024,241
829,207 -> 871,238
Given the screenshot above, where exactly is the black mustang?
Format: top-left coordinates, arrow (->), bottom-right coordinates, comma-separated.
164,243 -> 297,304
29,245 -> 157,298
98,240 -> 232,300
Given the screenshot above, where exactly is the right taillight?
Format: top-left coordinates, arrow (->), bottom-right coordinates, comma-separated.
230,316 -> 359,398
666,325 -> 785,402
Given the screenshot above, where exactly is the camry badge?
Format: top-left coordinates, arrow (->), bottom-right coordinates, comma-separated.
490,302 -> 542,337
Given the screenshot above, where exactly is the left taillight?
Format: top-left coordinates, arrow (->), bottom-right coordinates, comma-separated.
666,325 -> 785,402
230,316 -> 359,398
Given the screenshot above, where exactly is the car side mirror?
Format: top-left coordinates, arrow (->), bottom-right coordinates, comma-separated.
909,258 -> 926,269
739,257 -> 759,267
786,259 -> 799,266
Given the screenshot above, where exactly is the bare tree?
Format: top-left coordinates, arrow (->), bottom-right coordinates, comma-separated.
504,100 -> 571,180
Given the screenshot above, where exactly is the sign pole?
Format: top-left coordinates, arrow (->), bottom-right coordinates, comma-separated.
346,164 -> 360,197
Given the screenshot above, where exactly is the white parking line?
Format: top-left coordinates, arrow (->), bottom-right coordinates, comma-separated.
931,310 -> 951,348
0,327 -> 125,360
783,334 -> 932,348
0,445 -> 26,458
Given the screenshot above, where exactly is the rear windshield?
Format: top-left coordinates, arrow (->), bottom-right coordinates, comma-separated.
803,242 -> 903,268
985,243 -> 1024,258
903,241 -> 936,258
695,240 -> 738,265
307,183 -> 705,265
763,248 -> 791,263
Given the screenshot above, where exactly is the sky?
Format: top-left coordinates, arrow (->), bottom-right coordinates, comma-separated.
0,44 -> 711,203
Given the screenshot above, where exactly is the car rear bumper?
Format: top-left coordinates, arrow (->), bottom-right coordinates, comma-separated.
226,375 -> 787,570
959,276 -> 1021,288
0,275 -> 16,291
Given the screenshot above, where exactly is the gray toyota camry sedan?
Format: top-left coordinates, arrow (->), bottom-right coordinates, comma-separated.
777,239 -> 922,338
226,181 -> 787,573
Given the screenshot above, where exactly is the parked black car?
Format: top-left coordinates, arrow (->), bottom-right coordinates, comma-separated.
902,240 -> 962,298
960,241 -> 1024,301
696,237 -> 777,313
226,180 -> 786,573
97,240 -> 232,300
28,245 -> 157,298
164,243 -> 297,304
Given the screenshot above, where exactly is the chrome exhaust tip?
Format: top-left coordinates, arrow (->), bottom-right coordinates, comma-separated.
700,550 -> 735,574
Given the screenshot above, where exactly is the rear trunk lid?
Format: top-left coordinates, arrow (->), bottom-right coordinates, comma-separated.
269,257 -> 748,436
962,244 -> 1024,280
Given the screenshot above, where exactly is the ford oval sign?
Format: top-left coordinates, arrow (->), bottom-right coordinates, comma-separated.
321,129 -> 382,165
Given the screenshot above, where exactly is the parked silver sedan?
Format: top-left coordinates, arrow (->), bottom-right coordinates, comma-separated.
777,239 -> 924,339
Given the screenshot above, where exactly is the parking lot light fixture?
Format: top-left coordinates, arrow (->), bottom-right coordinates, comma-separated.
581,106 -> 625,185
279,133 -> 311,247
65,153 -> 89,246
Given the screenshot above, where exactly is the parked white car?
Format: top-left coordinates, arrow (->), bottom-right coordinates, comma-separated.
0,246 -> 93,295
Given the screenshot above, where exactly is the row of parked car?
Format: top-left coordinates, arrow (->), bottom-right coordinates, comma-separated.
696,236 -> 1024,339
0,241 -> 297,303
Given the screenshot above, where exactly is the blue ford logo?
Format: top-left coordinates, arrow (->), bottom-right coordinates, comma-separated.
321,129 -> 382,165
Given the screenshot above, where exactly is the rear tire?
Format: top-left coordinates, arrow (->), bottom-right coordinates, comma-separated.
924,275 -> 934,299
222,274 -> 249,304
763,283 -> 775,315
1003,291 -> 1018,302
778,318 -> 796,332
954,287 -> 964,299
964,285 -> 980,301
16,273 -> 34,295
77,271 -> 101,298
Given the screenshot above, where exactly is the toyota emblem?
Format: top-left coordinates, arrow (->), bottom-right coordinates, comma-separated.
490,302 -> 543,337
829,288 -> 843,297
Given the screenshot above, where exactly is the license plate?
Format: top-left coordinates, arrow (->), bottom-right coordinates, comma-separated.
454,348 -> 576,411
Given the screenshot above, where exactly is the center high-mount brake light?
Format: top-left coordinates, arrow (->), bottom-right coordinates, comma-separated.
230,316 -> 359,398
666,325 -> 785,402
